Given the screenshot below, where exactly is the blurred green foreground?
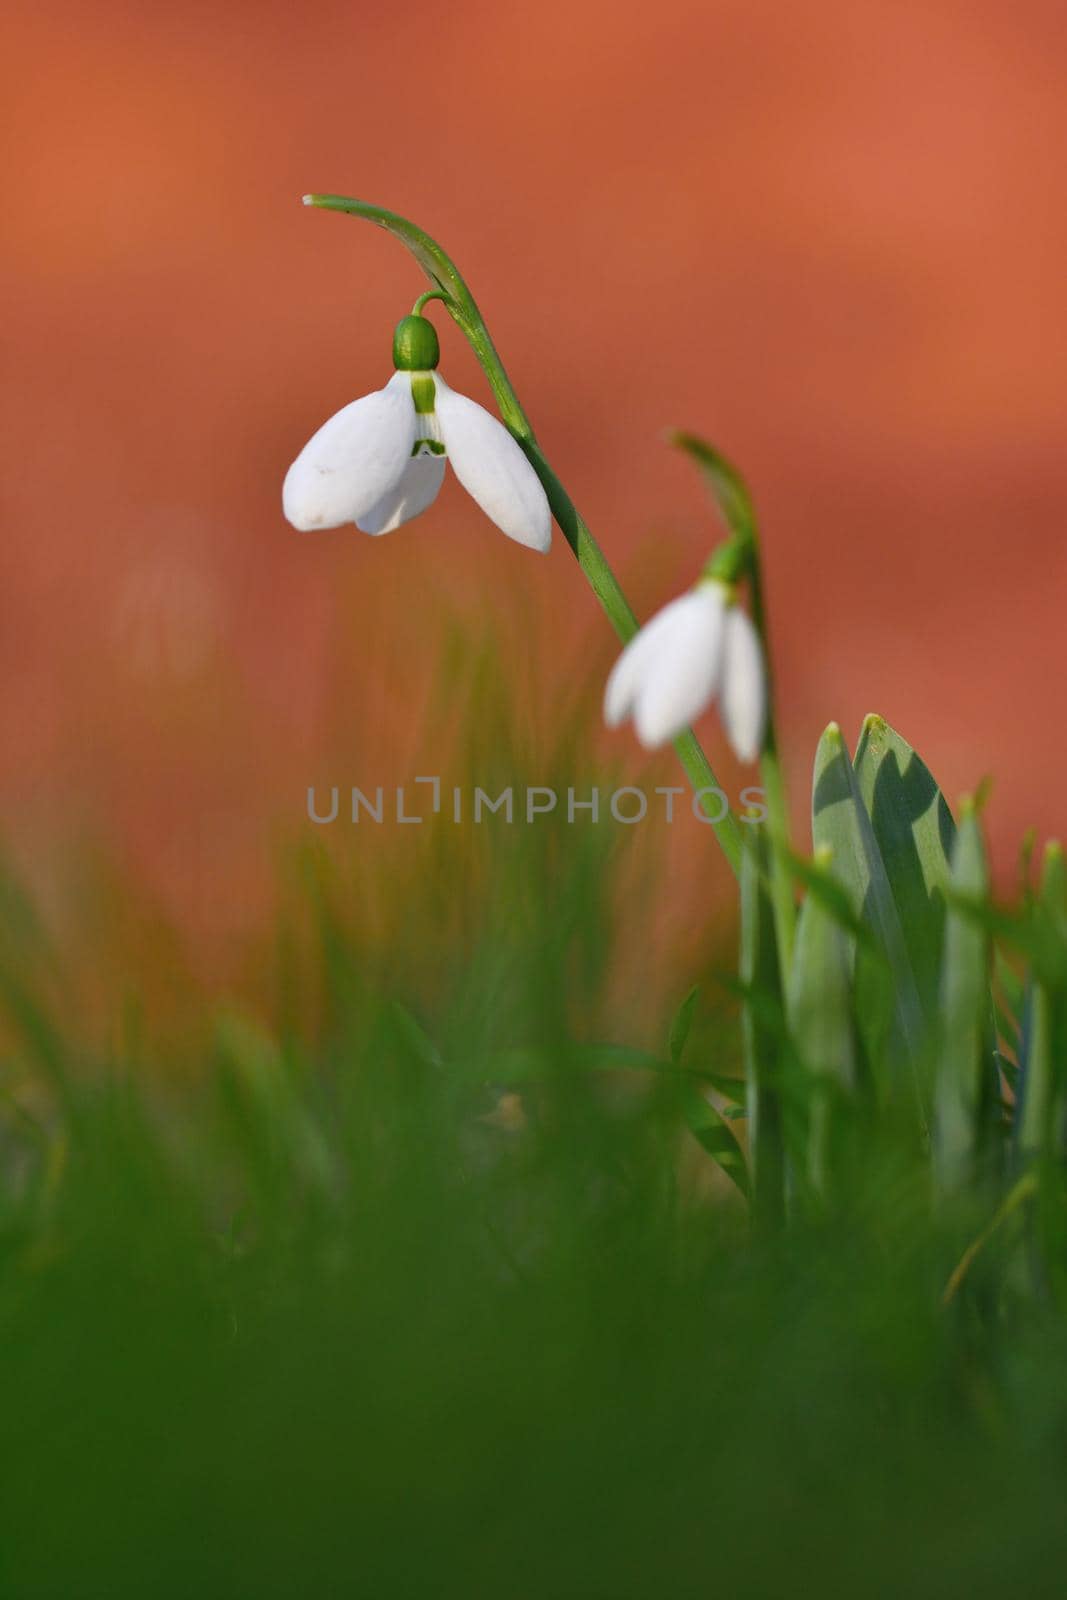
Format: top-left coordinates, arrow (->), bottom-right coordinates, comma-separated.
2,655 -> 1067,1597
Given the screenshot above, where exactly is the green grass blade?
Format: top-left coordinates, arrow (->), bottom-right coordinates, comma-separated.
668,985 -> 700,1067
677,1081 -> 750,1200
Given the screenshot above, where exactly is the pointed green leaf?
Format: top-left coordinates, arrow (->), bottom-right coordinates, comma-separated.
669,434 -> 755,541
668,985 -> 700,1066
390,1001 -> 445,1069
678,1081 -> 750,1199
853,714 -> 955,1019
811,722 -> 928,1121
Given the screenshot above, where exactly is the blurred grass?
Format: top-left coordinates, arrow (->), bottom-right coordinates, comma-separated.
2,635 -> 1067,1596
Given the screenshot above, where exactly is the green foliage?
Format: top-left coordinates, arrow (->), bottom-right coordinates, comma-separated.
667,984 -> 749,1199
2,675 -> 1067,1592
730,713 -> 1067,1265
812,720 -> 926,1106
2,823 -> 1067,1598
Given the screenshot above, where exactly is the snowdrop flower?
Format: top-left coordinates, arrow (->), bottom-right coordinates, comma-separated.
604,580 -> 766,762
283,314 -> 551,551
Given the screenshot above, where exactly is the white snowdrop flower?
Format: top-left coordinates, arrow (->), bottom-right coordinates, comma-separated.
283,314 -> 551,551
604,580 -> 766,762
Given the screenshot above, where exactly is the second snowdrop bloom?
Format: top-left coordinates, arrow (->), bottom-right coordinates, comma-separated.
604,580 -> 766,762
283,313 -> 551,551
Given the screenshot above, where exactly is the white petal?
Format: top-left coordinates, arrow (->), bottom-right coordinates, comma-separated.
631,586 -> 727,749
433,375 -> 551,551
720,606 -> 766,763
604,595 -> 700,728
356,450 -> 446,535
283,372 -> 415,530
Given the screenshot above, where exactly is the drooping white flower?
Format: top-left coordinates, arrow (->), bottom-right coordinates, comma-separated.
604,580 -> 766,762
283,314 -> 551,551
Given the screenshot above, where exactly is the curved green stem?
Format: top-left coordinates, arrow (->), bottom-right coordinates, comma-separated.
304,193 -> 742,875
411,288 -> 449,317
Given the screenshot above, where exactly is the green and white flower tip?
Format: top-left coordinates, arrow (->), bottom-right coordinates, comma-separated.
282,313 -> 551,551
604,580 -> 766,762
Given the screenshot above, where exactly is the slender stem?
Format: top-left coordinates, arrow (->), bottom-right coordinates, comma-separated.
412,288 -> 449,317
759,743 -> 795,968
304,193 -> 743,875
748,552 -> 796,971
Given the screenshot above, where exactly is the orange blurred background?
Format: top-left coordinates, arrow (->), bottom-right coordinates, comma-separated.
3,0 -> 1066,946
